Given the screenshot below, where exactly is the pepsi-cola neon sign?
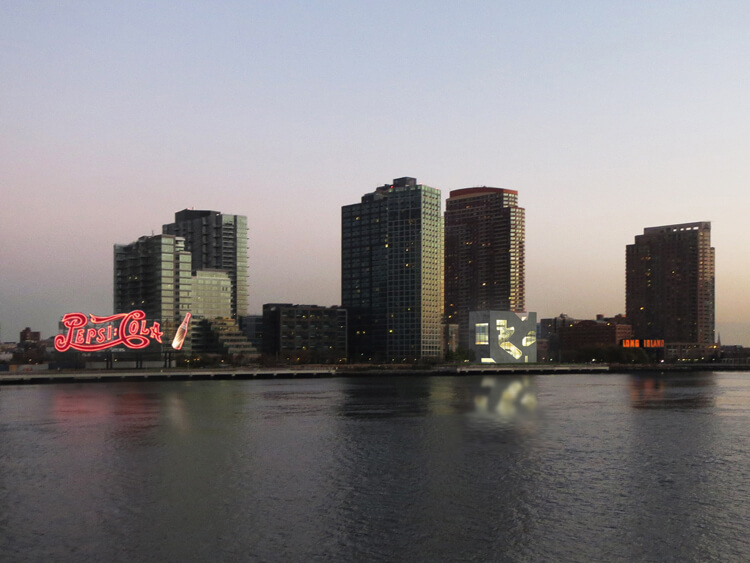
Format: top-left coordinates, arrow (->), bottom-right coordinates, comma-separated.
54,310 -> 164,352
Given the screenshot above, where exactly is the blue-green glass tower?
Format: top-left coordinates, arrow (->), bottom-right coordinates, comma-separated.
342,177 -> 443,362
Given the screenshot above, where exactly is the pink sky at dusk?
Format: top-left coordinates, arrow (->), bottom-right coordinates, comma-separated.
2,1 -> 750,345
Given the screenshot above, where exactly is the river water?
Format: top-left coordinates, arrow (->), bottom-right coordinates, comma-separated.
2,372 -> 750,562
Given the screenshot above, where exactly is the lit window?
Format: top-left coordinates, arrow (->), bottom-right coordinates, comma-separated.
475,323 -> 489,345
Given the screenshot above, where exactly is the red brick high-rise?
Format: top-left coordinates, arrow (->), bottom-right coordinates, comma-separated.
626,222 -> 715,345
445,187 -> 525,350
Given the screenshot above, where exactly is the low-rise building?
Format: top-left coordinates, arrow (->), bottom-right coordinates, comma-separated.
469,310 -> 537,364
239,315 -> 264,350
263,304 -> 347,363
560,316 -> 633,362
540,314 -> 634,363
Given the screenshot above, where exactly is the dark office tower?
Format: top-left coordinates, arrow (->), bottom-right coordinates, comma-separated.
444,187 -> 525,350
342,177 -> 443,362
163,210 -> 248,320
626,222 -> 715,344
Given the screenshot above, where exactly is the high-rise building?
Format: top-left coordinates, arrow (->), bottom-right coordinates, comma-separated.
163,210 -> 248,320
444,187 -> 525,350
114,234 -> 193,350
341,177 -> 443,362
626,222 -> 715,345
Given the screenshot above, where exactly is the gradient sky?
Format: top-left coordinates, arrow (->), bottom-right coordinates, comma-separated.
2,1 -> 749,345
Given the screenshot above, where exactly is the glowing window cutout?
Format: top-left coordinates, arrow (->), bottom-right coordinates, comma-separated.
475,323 -> 489,345
496,319 -> 515,343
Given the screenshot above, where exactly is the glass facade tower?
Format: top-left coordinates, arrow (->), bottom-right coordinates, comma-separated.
163,210 -> 248,320
113,234 -> 193,351
342,177 -> 443,362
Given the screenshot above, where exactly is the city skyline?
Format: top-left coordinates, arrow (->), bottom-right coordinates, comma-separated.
2,2 -> 750,345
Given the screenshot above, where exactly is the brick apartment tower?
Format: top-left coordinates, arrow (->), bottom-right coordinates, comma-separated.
626,222 -> 715,344
444,187 -> 525,350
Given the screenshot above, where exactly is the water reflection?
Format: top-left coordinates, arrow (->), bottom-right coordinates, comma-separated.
3,374 -> 750,561
473,376 -> 537,420
629,373 -> 716,409
50,386 -> 192,438
624,371 -> 729,560
336,375 -> 539,426
331,376 -> 542,561
338,377 -> 435,418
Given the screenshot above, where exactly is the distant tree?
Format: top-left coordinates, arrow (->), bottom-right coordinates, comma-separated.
573,346 -> 650,364
445,347 -> 476,363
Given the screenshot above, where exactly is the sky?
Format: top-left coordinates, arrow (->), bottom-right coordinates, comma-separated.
2,1 -> 750,345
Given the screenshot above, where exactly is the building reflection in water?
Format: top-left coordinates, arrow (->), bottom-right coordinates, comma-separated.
472,376 -> 538,422
51,387 -> 191,437
330,375 -> 543,561
629,373 -> 716,409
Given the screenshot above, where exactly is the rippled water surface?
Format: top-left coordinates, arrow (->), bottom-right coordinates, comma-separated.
2,372 -> 750,562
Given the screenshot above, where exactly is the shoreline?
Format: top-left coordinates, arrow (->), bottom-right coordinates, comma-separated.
1,362 -> 749,386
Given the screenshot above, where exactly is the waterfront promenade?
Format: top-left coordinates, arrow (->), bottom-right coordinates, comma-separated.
3,362 -> 748,386
0,364 -> 604,385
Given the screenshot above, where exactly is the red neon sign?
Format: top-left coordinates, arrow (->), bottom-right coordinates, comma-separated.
54,310 -> 164,352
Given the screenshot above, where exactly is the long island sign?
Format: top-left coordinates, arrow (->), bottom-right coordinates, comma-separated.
54,310 -> 164,352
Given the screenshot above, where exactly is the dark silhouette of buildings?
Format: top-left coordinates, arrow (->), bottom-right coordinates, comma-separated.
262,304 -> 347,363
540,314 -> 635,362
19,327 -> 41,344
558,315 -> 633,363
626,222 -> 715,345
444,187 -> 525,350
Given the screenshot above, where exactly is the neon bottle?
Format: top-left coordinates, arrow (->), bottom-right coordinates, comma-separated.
172,312 -> 192,350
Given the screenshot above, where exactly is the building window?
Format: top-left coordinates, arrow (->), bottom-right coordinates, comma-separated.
475,323 -> 489,345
